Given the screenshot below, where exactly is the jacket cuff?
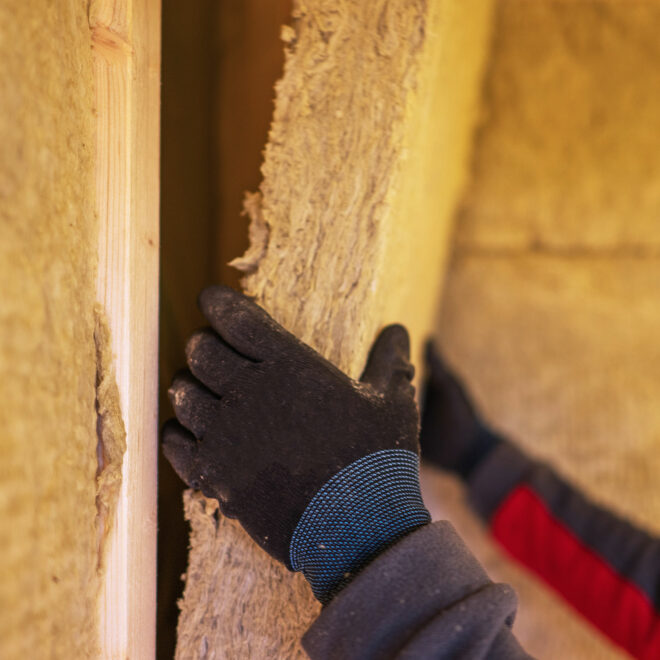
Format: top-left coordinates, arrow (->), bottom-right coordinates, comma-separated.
303,521 -> 520,659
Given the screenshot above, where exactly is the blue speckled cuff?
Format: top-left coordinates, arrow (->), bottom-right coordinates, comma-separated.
290,449 -> 431,603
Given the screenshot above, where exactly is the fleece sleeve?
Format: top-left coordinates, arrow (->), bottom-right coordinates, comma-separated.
467,440 -> 660,660
302,521 -> 534,659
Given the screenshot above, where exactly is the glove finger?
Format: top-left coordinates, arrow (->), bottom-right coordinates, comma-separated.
162,419 -> 201,488
198,285 -> 287,361
360,324 -> 415,398
168,370 -> 222,439
186,328 -> 251,394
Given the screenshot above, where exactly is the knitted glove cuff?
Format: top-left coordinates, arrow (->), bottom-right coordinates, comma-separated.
289,449 -> 430,603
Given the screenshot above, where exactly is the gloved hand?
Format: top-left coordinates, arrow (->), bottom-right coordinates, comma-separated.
163,286 -> 430,602
419,343 -> 500,479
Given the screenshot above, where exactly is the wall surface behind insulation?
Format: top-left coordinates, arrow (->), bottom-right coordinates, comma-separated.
429,1 -> 660,658
214,0 -> 293,288
175,0 -> 495,657
0,2 -> 99,659
158,2 -> 217,657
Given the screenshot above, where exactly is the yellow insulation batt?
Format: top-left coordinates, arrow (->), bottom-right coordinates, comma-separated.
457,0 -> 660,253
175,0 -> 495,657
0,1 -> 104,658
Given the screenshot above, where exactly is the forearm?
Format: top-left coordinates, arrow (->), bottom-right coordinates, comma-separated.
304,522 -> 533,660
468,438 -> 660,660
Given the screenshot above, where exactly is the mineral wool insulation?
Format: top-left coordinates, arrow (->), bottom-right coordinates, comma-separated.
175,0 -> 495,657
0,2 -> 125,658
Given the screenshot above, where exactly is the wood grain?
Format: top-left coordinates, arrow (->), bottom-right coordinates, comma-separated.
91,1 -> 161,657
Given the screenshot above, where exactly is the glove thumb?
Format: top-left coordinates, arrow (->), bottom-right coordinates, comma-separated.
360,324 -> 415,398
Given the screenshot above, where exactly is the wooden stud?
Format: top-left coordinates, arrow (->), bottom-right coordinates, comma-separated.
91,1 -> 161,657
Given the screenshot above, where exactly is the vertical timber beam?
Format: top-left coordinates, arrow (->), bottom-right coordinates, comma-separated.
91,1 -> 161,658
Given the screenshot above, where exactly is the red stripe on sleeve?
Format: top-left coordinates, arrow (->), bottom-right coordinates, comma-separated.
491,485 -> 660,660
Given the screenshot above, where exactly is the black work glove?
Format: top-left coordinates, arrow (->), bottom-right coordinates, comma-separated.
419,343 -> 500,479
163,286 -> 430,602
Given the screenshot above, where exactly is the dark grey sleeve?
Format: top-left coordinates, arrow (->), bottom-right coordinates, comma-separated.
302,521 -> 535,659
